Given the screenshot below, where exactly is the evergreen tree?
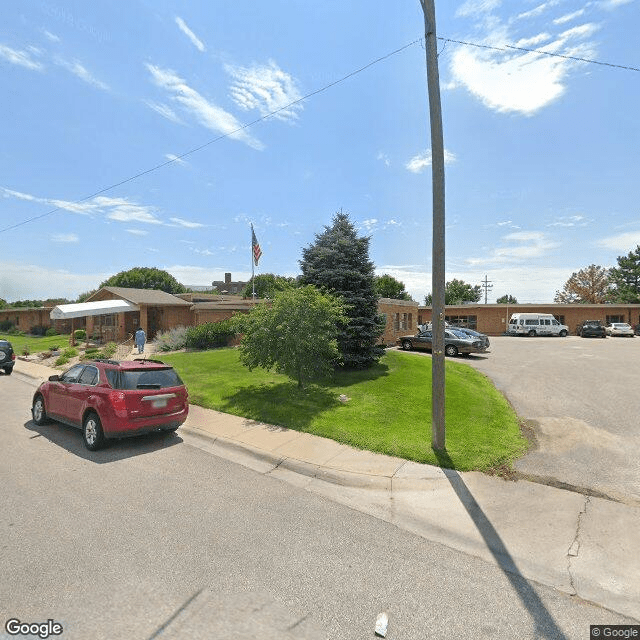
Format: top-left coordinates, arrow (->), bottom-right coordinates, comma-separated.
300,212 -> 384,369
609,246 -> 640,303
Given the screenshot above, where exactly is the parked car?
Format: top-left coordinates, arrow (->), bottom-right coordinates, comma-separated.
450,326 -> 490,348
577,320 -> 607,338
397,328 -> 489,357
605,323 -> 635,337
508,313 -> 569,337
0,339 -> 15,375
31,358 -> 189,450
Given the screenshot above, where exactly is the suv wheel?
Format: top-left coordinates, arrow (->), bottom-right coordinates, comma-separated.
559,330 -> 568,337
32,394 -> 50,425
83,412 -> 105,451
528,330 -> 537,337
3,367 -> 12,375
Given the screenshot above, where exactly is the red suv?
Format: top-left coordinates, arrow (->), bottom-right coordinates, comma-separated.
31,359 -> 189,450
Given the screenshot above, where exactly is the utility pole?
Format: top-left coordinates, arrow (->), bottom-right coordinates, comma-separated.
419,0 -> 446,451
481,275 -> 493,304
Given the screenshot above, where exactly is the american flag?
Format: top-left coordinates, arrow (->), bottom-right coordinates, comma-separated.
252,225 -> 262,265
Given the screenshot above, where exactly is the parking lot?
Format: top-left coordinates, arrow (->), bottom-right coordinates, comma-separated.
461,335 -> 640,505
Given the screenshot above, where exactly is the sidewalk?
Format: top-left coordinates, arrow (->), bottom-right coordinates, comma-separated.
13,357 -> 640,622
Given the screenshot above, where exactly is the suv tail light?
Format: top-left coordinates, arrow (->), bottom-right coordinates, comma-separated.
11,354 -> 15,361
109,391 -> 127,415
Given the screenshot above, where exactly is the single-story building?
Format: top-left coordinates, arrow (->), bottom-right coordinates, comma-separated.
417,303 -> 640,336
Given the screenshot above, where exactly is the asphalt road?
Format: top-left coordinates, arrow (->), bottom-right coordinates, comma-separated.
1,373 -> 634,640
458,336 -> 640,505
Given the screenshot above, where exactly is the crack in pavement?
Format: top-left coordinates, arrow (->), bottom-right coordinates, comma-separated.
567,495 -> 591,596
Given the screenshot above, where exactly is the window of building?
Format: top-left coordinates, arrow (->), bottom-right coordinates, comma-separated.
393,313 -> 400,331
445,315 -> 477,330
100,314 -> 116,326
606,315 -> 624,324
408,313 -> 412,329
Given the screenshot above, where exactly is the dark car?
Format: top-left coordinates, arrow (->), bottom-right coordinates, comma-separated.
397,329 -> 489,357
0,339 -> 15,375
31,358 -> 189,450
577,321 -> 607,338
450,326 -> 490,349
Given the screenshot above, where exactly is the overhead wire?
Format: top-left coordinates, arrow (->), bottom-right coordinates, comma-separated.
1,33 -> 637,235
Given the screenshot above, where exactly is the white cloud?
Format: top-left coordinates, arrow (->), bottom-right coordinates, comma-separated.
0,261 -> 109,301
42,30 -> 60,42
406,149 -> 456,173
376,151 -> 390,167
1,187 -> 95,214
175,17 -> 205,52
146,63 -> 263,150
165,153 -> 187,165
55,57 -> 109,90
51,233 -> 79,243
226,60 -> 303,122
599,0 -> 633,8
554,9 -> 587,24
170,216 -> 205,228
126,229 -> 148,236
146,101 -> 184,124
0,44 -> 43,70
547,215 -> 586,227
456,0 -> 502,17
466,231 -> 559,265
451,3 -> 602,116
596,231 -> 640,251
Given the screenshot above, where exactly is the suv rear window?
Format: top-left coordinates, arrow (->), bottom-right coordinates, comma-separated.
105,368 -> 183,390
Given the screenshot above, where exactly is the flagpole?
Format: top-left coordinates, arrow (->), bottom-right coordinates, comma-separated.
251,224 -> 255,299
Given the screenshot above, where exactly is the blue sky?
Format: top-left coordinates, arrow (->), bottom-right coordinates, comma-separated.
1,0 -> 638,304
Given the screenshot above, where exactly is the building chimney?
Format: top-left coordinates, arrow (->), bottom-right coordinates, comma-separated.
225,273 -> 231,284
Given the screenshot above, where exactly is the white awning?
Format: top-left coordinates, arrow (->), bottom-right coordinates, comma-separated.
50,299 -> 140,320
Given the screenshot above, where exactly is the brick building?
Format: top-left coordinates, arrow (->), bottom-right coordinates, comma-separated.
417,303 -> 640,336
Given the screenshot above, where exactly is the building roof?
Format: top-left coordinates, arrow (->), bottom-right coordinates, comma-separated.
50,299 -> 139,319
89,287 -> 192,306
192,300 -> 261,311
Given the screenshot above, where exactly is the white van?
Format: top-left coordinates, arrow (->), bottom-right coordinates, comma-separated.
508,313 -> 569,337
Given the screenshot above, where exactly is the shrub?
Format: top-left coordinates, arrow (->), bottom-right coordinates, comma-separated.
102,342 -> 117,358
55,355 -> 70,366
30,325 -> 48,336
22,346 -> 30,356
154,326 -> 189,352
0,320 -> 14,331
186,320 -> 236,350
45,328 -> 58,337
62,347 -> 78,358
50,344 -> 60,351
74,329 -> 86,340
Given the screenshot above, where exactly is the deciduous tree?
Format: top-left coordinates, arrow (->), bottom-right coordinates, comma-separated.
496,294 -> 518,304
99,267 -> 186,294
424,279 -> 482,305
374,274 -> 413,300
237,286 -> 346,388
300,212 -> 384,369
242,273 -> 298,299
553,265 -> 611,303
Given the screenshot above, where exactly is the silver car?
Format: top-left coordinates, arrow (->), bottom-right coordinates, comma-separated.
606,323 -> 635,337
397,328 -> 490,357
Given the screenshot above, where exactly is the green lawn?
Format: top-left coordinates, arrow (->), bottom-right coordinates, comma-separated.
1,334 -> 71,354
162,348 -> 528,472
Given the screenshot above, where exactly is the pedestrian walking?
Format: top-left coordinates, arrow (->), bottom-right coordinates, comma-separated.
135,327 -> 146,354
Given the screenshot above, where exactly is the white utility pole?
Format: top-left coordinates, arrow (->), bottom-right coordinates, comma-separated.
419,0 -> 446,450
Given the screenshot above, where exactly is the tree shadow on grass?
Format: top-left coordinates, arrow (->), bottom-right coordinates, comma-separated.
219,382 -> 343,432
218,362 -> 390,432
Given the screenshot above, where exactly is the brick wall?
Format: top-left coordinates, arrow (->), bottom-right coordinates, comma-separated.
377,298 -> 420,346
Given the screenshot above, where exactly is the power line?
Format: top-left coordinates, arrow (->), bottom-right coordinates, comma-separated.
0,38 -> 421,235
437,37 -> 640,73
1,32 -> 637,235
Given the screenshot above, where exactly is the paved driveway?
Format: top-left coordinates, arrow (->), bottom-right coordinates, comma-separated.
461,335 -> 640,505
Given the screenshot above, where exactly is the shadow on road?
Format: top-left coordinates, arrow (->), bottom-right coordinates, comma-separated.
434,448 -> 568,640
24,418 -> 183,463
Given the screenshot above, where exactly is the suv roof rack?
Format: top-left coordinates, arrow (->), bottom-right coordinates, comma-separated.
88,358 -> 121,365
132,358 -> 167,365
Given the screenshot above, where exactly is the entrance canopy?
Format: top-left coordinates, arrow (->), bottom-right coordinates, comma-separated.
50,299 -> 140,320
